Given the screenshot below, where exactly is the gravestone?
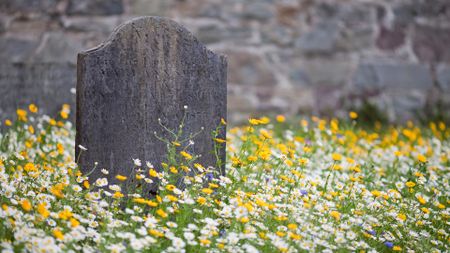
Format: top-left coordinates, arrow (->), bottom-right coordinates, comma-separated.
76,17 -> 227,190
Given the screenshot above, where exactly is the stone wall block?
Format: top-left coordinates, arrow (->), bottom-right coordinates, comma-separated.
128,0 -> 174,16
376,25 -> 405,50
0,0 -> 60,16
261,24 -> 294,46
0,37 -> 38,63
437,65 -> 450,91
67,0 -> 124,16
353,63 -> 433,91
393,0 -> 450,25
32,32 -> 85,63
241,1 -> 275,21
413,25 -> 450,63
62,16 -> 121,34
288,56 -> 356,87
295,22 -> 340,55
0,63 -> 76,123
226,51 -> 276,87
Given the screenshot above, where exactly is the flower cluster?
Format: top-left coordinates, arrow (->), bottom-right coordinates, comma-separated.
0,107 -> 448,253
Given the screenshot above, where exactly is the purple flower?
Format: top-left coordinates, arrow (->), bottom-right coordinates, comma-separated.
205,172 -> 214,181
300,190 -> 308,196
384,241 -> 393,248
219,229 -> 226,237
368,230 -> 376,235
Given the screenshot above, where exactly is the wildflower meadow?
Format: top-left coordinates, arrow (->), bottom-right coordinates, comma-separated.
0,105 -> 449,253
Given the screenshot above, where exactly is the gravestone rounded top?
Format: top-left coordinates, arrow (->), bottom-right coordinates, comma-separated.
76,16 -> 227,189
81,16 -> 224,59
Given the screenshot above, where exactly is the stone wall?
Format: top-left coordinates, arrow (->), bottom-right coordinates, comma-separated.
1,0 -> 450,123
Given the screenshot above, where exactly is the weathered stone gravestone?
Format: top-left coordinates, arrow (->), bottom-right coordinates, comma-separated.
76,17 -> 227,190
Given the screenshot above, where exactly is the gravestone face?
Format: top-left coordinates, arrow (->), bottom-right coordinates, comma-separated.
76,16 -> 227,189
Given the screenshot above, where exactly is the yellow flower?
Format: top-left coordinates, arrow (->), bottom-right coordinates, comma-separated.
172,141 -> 181,146
260,117 -> 270,124
276,115 -> 286,123
113,191 -> 124,199
83,180 -> 90,189
169,166 -> 178,174
417,195 -> 427,205
331,164 -> 342,171
202,188 -> 213,195
259,129 -> 272,139
59,111 -> 69,119
180,151 -> 193,160
133,198 -> 147,204
115,175 -> 127,181
149,229 -> 164,237
289,233 -> 302,240
298,158 -> 308,165
417,154 -> 427,163
149,169 -> 158,177
199,239 -> 211,246
349,111 -> 358,119
70,218 -> 80,227
194,163 -> 205,172
284,159 -> 294,167
37,203 -> 50,218
197,197 -> 207,205
28,104 -> 38,113
21,199 -> 32,212
329,210 -> 341,220
259,232 -> 267,239
287,223 -> 298,230
49,184 -> 64,198
16,109 -> 27,121
220,118 -> 227,125
276,231 -> 286,237
166,195 -> 178,202
166,184 -> 176,191
209,183 -> 219,188
156,209 -> 168,218
24,162 -> 37,172
52,228 -> 64,240
27,125 -> 34,134
331,153 -> 342,161
240,217 -> 249,223
4,119 -> 12,126
58,209 -> 73,220
393,246 -> 402,251
397,213 -> 407,221
147,200 -> 158,207
249,118 -> 261,125
62,104 -> 70,111
248,155 -> 258,162
56,143 -> 64,154
405,181 -> 416,188
180,165 -> 190,172
371,190 -> 382,197
214,138 -> 226,143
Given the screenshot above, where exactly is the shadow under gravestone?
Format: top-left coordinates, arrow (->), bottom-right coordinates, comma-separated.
76,16 -> 227,194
